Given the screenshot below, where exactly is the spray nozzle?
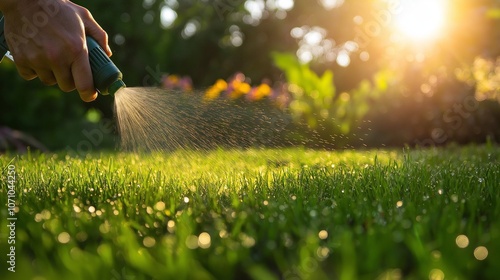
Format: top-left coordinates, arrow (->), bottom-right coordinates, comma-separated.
86,36 -> 126,95
0,16 -> 125,95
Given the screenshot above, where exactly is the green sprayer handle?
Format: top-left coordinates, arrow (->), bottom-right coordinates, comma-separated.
85,36 -> 125,95
0,17 -> 9,61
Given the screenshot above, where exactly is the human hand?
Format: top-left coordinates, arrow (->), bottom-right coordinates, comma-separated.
0,0 -> 112,102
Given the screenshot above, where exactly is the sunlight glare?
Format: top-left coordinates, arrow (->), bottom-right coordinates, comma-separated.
394,0 -> 447,41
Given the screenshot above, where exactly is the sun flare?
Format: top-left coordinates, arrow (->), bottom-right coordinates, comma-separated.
394,0 -> 447,41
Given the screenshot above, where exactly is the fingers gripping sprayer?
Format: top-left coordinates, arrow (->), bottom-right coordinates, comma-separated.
0,17 -> 125,95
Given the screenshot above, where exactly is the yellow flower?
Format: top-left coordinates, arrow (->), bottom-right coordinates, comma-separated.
229,81 -> 251,99
253,83 -> 271,100
204,79 -> 227,101
215,79 -> 228,90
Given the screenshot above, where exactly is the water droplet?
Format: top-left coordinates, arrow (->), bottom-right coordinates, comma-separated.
41,209 -> 51,220
143,236 -> 156,247
316,247 -> 330,259
185,235 -> 198,249
167,220 -> 176,233
219,230 -> 228,238
58,232 -> 71,244
99,221 -> 111,234
240,233 -> 256,248
455,235 -> 469,248
310,210 -> 317,217
198,232 -> 211,249
396,201 -> 403,208
155,201 -> 166,211
474,246 -> 488,260
183,197 -> 190,203
88,206 -> 96,213
318,230 -> 328,240
429,268 -> 445,280
478,178 -> 484,183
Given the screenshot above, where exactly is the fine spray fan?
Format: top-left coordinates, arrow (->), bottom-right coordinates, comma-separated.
0,16 -> 125,95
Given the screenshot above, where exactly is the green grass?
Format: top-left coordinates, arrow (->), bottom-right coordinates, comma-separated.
1,145 -> 499,280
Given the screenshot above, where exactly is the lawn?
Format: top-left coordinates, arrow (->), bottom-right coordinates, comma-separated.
1,145 -> 499,280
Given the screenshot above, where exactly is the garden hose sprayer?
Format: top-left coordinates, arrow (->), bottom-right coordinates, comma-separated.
0,17 -> 125,95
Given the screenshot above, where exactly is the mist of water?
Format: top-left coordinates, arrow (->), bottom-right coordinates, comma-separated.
114,87 -> 290,152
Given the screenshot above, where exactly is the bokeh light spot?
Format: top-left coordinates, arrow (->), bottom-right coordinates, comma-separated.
429,268 -> 445,280
474,246 -> 488,260
198,232 -> 211,249
58,232 -> 71,244
143,236 -> 156,247
318,230 -> 328,240
455,235 -> 469,248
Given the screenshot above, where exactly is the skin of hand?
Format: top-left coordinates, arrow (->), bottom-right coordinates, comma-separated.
0,0 -> 112,102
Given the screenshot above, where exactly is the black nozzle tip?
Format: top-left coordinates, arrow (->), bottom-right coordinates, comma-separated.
105,79 -> 126,95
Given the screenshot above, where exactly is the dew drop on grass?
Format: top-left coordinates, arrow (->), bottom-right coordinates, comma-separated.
455,235 -> 469,248
310,210 -> 317,217
318,230 -> 328,239
155,201 -> 166,211
34,213 -> 43,222
99,222 -> 111,234
474,246 -> 488,260
186,235 -> 199,249
429,268 -> 445,280
316,247 -> 330,259
219,230 -> 228,238
143,236 -> 156,248
58,232 -> 71,244
240,233 -> 256,248
198,232 -> 211,249
167,220 -> 176,233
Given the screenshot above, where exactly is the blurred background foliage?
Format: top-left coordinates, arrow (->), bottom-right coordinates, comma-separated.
1,0 -> 500,150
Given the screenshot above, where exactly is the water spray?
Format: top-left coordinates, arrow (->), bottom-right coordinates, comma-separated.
0,17 -> 125,95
